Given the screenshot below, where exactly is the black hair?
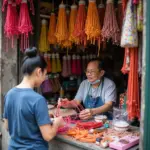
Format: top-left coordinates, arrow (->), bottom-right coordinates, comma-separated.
87,58 -> 104,70
22,47 -> 47,75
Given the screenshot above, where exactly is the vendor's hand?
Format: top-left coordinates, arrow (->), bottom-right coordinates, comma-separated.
79,109 -> 93,120
58,98 -> 72,108
53,116 -> 65,127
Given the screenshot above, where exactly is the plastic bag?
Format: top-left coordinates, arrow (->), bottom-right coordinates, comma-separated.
121,0 -> 138,47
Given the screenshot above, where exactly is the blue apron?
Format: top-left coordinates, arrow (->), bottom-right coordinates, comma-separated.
83,79 -> 112,120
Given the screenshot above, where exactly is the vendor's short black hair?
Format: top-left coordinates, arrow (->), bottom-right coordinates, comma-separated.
87,58 -> 104,71
22,47 -> 47,75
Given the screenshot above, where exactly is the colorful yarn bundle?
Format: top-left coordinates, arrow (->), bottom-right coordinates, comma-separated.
76,55 -> 82,76
62,55 -> 69,77
101,0 -> 120,45
121,48 -> 130,74
122,0 -> 128,14
55,3 -> 69,46
73,0 -> 87,46
18,0 -> 33,51
47,54 -> 51,73
98,1 -> 105,29
85,0 -> 101,49
39,19 -> 49,52
41,75 -> 52,94
48,13 -> 57,45
71,54 -> 77,75
56,100 -> 84,134
4,1 -> 19,50
67,55 -> 72,76
133,0 -> 139,4
126,48 -> 140,120
117,0 -> 123,31
69,4 -> 78,44
53,74 -> 61,92
56,53 -> 62,72
51,53 -> 57,73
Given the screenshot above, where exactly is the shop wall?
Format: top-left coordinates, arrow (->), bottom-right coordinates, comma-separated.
0,1 -> 18,150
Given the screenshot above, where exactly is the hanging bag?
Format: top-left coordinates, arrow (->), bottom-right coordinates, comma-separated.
121,0 -> 138,47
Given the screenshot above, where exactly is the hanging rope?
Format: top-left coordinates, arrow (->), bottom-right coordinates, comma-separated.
73,0 -> 87,46
85,0 -> 101,50
101,0 -> 120,45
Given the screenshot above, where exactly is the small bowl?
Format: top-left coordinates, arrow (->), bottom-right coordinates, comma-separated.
94,115 -> 107,123
113,121 -> 129,132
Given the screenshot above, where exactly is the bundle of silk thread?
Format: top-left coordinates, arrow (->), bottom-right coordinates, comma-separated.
117,0 -> 123,31
55,2 -> 69,47
85,0 -> 101,50
48,13 -> 57,45
41,75 -> 52,94
62,55 -> 69,77
98,1 -> 105,29
73,0 -> 87,46
69,4 -> 78,44
71,54 -> 77,75
47,54 -> 51,73
56,53 -> 62,73
18,0 -> 33,51
4,1 -> 19,51
76,55 -> 82,76
39,19 -> 49,53
51,53 -> 57,73
67,55 -> 72,76
101,0 -> 120,45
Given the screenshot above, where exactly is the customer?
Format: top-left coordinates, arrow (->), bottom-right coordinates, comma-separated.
3,47 -> 63,150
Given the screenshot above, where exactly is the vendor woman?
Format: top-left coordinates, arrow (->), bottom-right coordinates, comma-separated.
60,58 -> 116,120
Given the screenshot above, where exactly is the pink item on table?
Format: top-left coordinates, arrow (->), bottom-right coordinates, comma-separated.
109,135 -> 139,150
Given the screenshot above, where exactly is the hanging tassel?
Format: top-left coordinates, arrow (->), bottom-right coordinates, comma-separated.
41,75 -> 52,94
67,55 -> 72,76
56,53 -> 62,72
39,19 -> 49,52
133,0 -> 139,5
85,0 -> 101,49
121,48 -> 130,74
101,0 -> 120,45
48,13 -> 57,45
117,0 -> 123,31
82,55 -> 86,72
69,4 -> 78,44
71,54 -> 77,75
47,54 -> 52,73
73,0 -> 87,46
76,55 -> 82,76
62,55 -> 69,77
18,0 -> 33,51
98,1 -> 105,28
4,1 -> 19,50
126,48 -> 140,120
55,3 -> 69,46
51,53 -> 57,73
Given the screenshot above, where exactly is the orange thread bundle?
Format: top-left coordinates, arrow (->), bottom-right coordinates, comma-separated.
69,4 -> 78,44
55,3 -> 69,46
73,0 -> 87,46
48,13 -> 57,45
126,48 -> 140,120
85,0 -> 101,49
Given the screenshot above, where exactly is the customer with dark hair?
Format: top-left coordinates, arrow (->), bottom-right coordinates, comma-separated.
3,47 -> 63,150
60,58 -> 116,120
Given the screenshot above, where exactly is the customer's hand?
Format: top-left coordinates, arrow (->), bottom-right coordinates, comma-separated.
53,116 -> 65,127
79,109 -> 93,120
